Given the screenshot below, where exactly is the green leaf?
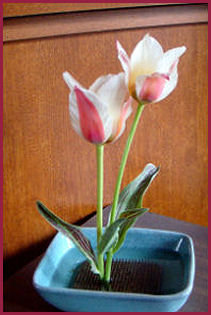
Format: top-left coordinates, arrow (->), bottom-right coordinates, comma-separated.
111,163 -> 159,254
116,163 -> 160,218
36,201 -> 99,274
113,208 -> 149,253
98,218 -> 125,256
119,208 -> 149,220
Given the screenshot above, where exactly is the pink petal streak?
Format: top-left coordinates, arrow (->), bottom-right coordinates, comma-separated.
74,87 -> 105,144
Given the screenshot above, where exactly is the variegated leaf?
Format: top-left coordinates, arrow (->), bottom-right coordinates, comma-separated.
98,219 -> 125,256
116,163 -> 159,218
36,201 -> 99,274
113,208 -> 149,253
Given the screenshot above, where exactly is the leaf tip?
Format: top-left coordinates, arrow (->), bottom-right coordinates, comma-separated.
36,200 -> 42,206
36,200 -> 44,211
35,200 -> 48,219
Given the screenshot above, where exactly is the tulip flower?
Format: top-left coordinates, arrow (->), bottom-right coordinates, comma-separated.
63,72 -> 132,144
117,34 -> 186,103
37,34 -> 188,287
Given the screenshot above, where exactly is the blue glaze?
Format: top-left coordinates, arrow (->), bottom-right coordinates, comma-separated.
33,228 -> 195,312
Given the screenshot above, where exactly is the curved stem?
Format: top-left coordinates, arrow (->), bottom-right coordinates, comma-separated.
105,103 -> 145,282
96,144 -> 104,279
109,103 -> 145,224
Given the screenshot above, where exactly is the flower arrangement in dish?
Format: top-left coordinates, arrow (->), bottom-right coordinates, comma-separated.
33,35 -> 195,312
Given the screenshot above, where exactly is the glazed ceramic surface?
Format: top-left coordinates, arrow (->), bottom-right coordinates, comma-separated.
33,228 -> 195,312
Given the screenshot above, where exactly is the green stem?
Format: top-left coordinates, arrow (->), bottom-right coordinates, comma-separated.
105,103 -> 145,282
136,195 -> 143,208
96,144 -> 104,279
109,103 -> 145,224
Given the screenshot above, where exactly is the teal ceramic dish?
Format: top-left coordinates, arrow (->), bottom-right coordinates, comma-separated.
33,228 -> 195,312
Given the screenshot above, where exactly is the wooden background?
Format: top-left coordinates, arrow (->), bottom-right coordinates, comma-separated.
3,3 -> 208,276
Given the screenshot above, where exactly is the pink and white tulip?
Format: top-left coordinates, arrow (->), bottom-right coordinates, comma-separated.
117,34 -> 186,104
63,72 -> 132,144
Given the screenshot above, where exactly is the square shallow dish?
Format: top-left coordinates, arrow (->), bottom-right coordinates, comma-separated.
33,227 -> 195,312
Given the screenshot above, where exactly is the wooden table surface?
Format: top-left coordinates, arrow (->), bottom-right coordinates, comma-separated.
4,207 -> 208,312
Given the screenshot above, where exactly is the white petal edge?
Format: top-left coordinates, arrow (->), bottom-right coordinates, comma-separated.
116,40 -> 130,84
63,71 -> 83,90
68,90 -> 83,138
157,46 -> 186,74
89,74 -> 113,94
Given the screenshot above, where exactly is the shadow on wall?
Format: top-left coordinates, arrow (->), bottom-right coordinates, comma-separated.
4,234 -> 55,281
4,211 -> 96,280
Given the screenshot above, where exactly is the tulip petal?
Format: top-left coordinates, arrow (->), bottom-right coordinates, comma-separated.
69,91 -> 83,138
156,62 -> 179,102
136,73 -> 168,103
69,88 -> 113,143
89,74 -> 112,94
90,73 -> 131,143
64,71 -> 129,144
156,46 -> 186,102
90,73 -> 127,118
130,34 -> 164,79
71,86 -> 114,144
157,46 -> 186,74
110,97 -> 133,142
73,87 -> 107,144
116,41 -> 130,84
63,71 -> 83,90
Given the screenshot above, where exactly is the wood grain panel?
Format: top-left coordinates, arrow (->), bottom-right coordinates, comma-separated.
3,4 -> 208,42
3,3 -> 165,17
3,23 -> 208,262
